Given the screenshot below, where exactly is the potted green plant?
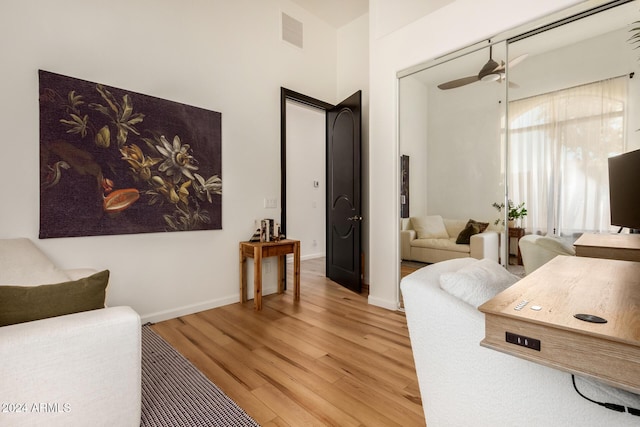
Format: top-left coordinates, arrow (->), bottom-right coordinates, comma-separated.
492,200 -> 527,228
628,21 -> 640,55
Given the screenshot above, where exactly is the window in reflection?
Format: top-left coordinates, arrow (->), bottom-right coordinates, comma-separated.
506,0 -> 638,240
509,77 -> 627,236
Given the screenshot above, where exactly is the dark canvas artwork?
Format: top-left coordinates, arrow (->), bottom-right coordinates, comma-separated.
39,70 -> 222,238
400,155 -> 409,218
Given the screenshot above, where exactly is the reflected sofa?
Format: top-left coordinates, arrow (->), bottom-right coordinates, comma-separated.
401,215 -> 499,264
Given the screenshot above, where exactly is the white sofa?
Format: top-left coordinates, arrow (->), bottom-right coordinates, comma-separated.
401,258 -> 640,426
401,215 -> 499,264
0,238 -> 141,427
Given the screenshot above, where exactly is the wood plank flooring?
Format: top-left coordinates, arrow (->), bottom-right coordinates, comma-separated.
401,260 -> 429,279
152,257 -> 426,427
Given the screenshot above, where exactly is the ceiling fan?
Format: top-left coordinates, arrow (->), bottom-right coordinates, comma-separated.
437,46 -> 528,90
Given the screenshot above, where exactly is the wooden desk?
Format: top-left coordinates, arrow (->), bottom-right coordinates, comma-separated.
508,227 -> 525,265
574,233 -> 640,262
479,255 -> 640,394
239,239 -> 300,311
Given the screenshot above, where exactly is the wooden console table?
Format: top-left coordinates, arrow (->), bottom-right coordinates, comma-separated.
508,227 -> 525,265
239,239 -> 300,311
574,232 -> 640,262
479,255 -> 640,394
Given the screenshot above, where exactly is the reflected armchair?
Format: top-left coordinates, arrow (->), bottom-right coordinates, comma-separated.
519,234 -> 576,275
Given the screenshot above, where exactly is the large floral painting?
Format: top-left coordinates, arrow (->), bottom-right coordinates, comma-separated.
39,70 -> 222,238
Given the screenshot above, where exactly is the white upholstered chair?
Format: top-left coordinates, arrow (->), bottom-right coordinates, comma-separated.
519,234 -> 576,275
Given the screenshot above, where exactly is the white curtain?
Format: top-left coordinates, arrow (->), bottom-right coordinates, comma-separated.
508,76 -> 627,237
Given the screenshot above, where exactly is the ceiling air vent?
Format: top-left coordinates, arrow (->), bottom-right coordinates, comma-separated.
282,13 -> 303,48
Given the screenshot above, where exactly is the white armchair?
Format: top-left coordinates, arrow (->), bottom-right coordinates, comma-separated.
519,234 -> 576,275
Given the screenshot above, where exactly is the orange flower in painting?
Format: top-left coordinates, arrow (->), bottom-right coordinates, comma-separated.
103,188 -> 140,213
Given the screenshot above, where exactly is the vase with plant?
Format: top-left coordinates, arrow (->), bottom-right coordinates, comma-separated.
492,200 -> 527,228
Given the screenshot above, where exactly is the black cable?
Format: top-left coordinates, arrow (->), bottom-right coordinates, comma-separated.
572,375 -> 624,412
572,375 -> 640,416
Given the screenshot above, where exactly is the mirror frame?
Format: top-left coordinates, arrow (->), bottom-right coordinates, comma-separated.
397,0 -> 632,81
395,0 -> 636,308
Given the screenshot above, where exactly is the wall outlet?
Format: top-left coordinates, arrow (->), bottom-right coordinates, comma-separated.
505,332 -> 541,351
264,198 -> 277,209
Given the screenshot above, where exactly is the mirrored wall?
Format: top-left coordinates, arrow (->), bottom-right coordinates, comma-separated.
398,0 -> 640,302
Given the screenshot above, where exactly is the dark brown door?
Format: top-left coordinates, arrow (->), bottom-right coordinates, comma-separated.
326,91 -> 362,293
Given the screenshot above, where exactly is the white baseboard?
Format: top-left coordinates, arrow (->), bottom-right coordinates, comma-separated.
141,297 -> 236,324
368,295 -> 399,311
140,286 -> 280,324
299,252 -> 325,261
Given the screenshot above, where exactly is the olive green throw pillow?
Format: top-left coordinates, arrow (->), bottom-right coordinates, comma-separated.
467,219 -> 489,233
0,270 -> 109,327
456,223 -> 480,244
456,219 -> 491,244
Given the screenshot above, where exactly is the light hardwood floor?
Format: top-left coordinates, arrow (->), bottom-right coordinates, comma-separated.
152,257 -> 426,427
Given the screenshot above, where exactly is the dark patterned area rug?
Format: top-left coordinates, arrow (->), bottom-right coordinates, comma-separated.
141,325 -> 260,427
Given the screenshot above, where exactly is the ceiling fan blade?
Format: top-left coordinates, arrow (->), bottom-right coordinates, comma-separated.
493,53 -> 528,74
437,75 -> 479,90
493,60 -> 506,73
437,49 -> 527,91
507,53 -> 528,69
494,74 -> 519,88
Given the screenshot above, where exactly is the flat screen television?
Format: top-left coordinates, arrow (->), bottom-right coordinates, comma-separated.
608,149 -> 640,233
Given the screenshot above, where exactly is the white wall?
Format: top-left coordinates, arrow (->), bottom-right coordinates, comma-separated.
0,0 -> 345,322
372,0 -> 454,39
399,43 -> 509,226
399,76 -> 429,216
511,28 -> 634,100
426,79 -> 505,221
368,0 -> 583,310
285,100 -> 326,259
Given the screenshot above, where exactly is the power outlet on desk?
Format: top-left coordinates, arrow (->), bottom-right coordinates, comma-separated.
506,332 -> 541,351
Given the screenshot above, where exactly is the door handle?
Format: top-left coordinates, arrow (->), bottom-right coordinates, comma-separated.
347,215 -> 363,221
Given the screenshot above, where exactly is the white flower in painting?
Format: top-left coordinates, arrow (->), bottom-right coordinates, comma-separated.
155,135 -> 198,184
193,173 -> 222,203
